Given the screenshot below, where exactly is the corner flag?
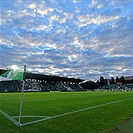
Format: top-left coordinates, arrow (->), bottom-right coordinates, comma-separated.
0,66 -> 25,81
0,65 -> 26,126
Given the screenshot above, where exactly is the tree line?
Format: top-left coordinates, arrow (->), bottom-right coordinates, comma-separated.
80,76 -> 133,90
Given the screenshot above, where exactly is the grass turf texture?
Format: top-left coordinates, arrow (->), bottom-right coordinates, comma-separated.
0,91 -> 133,133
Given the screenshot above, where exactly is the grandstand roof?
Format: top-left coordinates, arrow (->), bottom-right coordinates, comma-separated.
0,69 -> 84,83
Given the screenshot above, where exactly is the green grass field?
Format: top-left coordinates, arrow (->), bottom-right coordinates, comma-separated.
0,91 -> 133,133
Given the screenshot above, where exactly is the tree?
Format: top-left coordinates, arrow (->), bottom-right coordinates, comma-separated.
120,76 -> 125,84
96,80 -> 100,87
104,79 -> 108,85
116,77 -> 119,83
110,77 -> 115,84
100,76 -> 104,86
80,81 -> 97,90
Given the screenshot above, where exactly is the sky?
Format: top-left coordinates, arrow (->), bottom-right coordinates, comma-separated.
0,0 -> 132,81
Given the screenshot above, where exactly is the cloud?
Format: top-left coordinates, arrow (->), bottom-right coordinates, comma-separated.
64,12 -> 74,19
49,14 -> 59,23
78,14 -> 119,25
97,4 -> 104,9
0,0 -> 132,80
14,9 -> 36,19
28,3 -> 37,9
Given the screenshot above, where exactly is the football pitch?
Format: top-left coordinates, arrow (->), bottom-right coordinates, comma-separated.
0,91 -> 133,133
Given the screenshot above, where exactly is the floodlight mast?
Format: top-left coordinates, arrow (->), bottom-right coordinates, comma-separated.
18,65 -> 26,126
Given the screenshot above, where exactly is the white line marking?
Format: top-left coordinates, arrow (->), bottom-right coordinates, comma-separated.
20,117 -> 52,126
0,109 -> 20,126
0,97 -> 132,127
11,115 -> 49,118
48,97 -> 133,119
19,97 -> 132,127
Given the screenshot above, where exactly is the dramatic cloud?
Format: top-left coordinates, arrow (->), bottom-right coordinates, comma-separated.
0,0 -> 132,81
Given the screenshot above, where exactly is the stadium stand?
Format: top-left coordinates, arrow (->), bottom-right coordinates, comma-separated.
1,80 -> 133,92
0,69 -> 84,92
0,81 -> 22,92
96,84 -> 133,91
0,79 -> 84,92
68,84 -> 84,91
0,69 -> 132,92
